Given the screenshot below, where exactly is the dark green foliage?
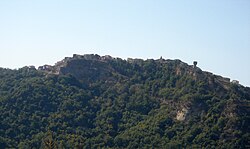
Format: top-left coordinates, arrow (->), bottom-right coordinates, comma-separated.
0,59 -> 249,148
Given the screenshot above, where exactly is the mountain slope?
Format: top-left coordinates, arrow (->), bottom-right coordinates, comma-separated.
0,54 -> 249,148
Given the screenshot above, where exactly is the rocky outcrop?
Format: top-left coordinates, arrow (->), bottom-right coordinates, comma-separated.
176,108 -> 189,121
59,58 -> 114,81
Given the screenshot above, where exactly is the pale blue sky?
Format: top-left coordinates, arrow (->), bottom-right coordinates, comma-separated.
0,0 -> 249,86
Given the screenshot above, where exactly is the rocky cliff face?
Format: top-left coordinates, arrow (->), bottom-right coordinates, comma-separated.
59,58 -> 115,82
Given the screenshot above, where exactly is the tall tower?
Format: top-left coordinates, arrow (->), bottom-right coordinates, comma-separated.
193,61 -> 197,68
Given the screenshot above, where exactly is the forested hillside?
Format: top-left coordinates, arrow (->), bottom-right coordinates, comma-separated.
0,54 -> 249,148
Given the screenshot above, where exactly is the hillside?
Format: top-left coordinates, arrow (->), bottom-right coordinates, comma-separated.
0,54 -> 249,148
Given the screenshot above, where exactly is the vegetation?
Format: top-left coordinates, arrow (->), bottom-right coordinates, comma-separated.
0,57 -> 249,148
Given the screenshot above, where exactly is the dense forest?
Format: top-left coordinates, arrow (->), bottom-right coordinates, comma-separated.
0,54 -> 249,148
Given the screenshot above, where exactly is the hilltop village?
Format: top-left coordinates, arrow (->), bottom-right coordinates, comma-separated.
35,54 -> 240,87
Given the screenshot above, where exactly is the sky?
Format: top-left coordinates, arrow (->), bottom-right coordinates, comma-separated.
0,0 -> 249,86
